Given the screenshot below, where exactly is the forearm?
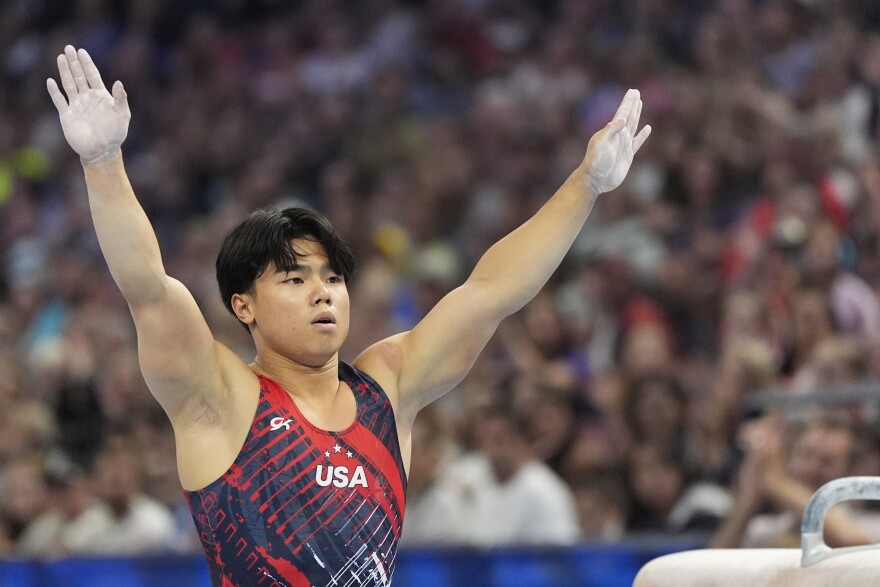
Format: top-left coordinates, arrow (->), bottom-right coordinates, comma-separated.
82,151 -> 168,305
710,499 -> 758,548
763,470 -> 812,515
469,165 -> 595,317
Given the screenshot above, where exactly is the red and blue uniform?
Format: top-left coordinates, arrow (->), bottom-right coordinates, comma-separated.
185,362 -> 406,587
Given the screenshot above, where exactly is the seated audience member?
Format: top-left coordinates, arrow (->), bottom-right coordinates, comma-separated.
783,287 -> 838,391
69,437 -> 177,555
401,406 -> 462,546
789,335 -> 867,393
16,457 -> 99,557
622,374 -> 688,452
519,383 -> 581,478
572,470 -> 628,542
497,295 -> 586,394
1,457 -> 50,551
626,442 -> 731,536
441,404 -> 580,546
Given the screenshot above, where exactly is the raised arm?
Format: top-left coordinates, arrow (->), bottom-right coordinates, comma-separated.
360,90 -> 650,423
47,46 -> 232,424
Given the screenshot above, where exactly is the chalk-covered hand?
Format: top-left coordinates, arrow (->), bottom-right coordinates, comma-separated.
582,89 -> 651,196
47,45 -> 130,164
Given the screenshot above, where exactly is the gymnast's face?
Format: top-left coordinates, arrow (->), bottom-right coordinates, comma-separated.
236,239 -> 350,367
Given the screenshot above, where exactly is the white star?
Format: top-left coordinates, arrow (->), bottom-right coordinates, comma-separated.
324,451 -> 331,458
333,444 -> 342,453
346,451 -> 354,458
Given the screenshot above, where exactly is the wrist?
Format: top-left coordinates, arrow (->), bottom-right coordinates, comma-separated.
574,164 -> 602,202
81,148 -> 122,167
587,176 -> 603,201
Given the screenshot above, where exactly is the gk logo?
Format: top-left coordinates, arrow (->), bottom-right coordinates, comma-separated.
270,417 -> 293,431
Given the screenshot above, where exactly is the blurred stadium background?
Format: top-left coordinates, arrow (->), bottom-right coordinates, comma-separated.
3,0 -> 880,585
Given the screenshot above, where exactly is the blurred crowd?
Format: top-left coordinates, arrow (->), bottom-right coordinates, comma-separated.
3,0 -> 880,558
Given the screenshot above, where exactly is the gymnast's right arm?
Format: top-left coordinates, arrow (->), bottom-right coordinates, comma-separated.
46,46 -> 234,427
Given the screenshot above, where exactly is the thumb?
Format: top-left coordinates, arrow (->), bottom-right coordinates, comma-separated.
112,80 -> 127,107
605,117 -> 626,135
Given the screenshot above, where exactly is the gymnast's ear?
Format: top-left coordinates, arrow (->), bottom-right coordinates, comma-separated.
231,292 -> 255,326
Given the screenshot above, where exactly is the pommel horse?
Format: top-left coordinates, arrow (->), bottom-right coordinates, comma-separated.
634,477 -> 880,586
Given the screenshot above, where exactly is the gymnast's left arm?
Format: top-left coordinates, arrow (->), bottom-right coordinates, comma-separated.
359,89 -> 650,425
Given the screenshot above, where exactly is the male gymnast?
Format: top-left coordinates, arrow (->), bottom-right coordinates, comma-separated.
47,45 -> 650,586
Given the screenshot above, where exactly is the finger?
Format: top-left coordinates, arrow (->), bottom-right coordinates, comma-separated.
612,89 -> 637,123
632,124 -> 652,153
57,53 -> 78,99
627,95 -> 642,137
77,48 -> 105,91
65,45 -> 89,93
620,126 -> 633,155
612,89 -> 634,121
46,78 -> 69,113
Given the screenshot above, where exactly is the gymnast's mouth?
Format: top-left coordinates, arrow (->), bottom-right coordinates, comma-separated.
312,313 -> 336,324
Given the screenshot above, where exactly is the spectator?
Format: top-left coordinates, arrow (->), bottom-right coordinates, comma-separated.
712,414 -> 871,548
2,0 -> 880,556
521,385 -> 581,478
0,457 -> 51,551
497,294 -> 586,395
626,442 -> 731,537
572,470 -> 628,543
0,402 -> 56,467
400,406 -> 462,546
16,457 -> 97,558
441,404 -> 580,546
784,286 -> 838,389
69,437 -> 177,555
621,373 -> 688,453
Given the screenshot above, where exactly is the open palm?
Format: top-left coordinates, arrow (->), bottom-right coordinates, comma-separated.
47,46 -> 130,163
583,89 -> 651,196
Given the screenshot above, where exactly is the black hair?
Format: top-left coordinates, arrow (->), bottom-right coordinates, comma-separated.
478,402 -> 531,440
621,373 -> 687,442
791,412 -> 859,464
216,207 -> 356,330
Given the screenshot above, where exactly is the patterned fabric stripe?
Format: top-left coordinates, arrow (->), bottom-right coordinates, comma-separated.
340,363 -> 407,495
340,422 -> 406,515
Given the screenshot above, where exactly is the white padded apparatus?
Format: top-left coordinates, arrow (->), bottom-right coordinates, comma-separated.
633,548 -> 880,586
635,477 -> 880,586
